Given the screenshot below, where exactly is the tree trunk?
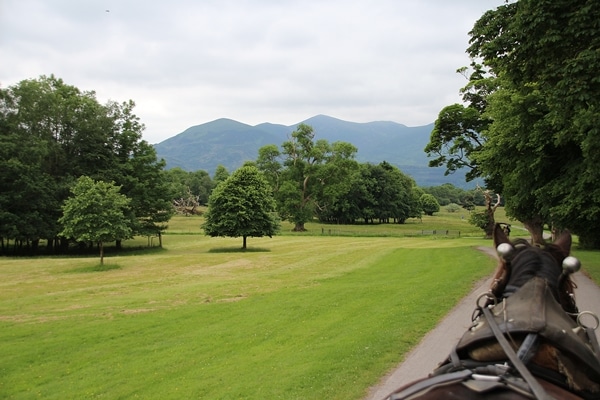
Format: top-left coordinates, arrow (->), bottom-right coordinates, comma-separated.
523,218 -> 545,245
60,237 -> 69,254
99,241 -> 104,265
242,236 -> 247,249
484,210 -> 496,239
292,222 -> 306,231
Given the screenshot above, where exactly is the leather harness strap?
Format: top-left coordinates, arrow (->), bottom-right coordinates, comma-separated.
481,306 -> 556,400
387,369 -> 473,399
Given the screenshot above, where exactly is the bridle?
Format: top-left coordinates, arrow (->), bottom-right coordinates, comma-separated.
492,240 -> 580,316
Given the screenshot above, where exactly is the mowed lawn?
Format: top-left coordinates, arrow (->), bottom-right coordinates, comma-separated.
1,213 -> 598,399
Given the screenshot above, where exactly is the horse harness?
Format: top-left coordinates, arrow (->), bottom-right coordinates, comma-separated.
387,277 -> 600,400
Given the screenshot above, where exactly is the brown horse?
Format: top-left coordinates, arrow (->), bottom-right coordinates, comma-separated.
384,224 -> 600,400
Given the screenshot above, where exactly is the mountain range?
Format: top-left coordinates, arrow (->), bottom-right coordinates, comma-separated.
153,115 -> 476,188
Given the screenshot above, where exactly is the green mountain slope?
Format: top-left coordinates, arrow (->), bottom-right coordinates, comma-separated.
153,115 -> 476,188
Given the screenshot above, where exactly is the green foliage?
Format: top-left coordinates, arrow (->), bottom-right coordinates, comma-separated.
312,141 -> 361,223
202,165 -> 280,248
212,164 -> 230,186
256,144 -> 282,191
468,210 -> 489,232
256,124 -> 361,231
446,203 -> 461,213
352,162 -> 421,223
425,103 -> 487,181
257,128 -> 422,227
475,0 -> 600,245
429,0 -> 600,247
0,75 -> 173,254
420,193 -> 440,216
279,124 -> 330,231
59,176 -> 132,264
422,183 -> 484,207
166,167 -> 214,216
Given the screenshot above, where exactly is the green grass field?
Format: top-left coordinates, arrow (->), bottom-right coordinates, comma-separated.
1,210 -> 599,399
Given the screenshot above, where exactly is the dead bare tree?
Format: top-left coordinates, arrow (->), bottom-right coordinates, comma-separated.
173,187 -> 201,216
478,186 -> 501,239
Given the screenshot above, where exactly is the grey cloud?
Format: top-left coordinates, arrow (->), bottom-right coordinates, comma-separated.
1,0 -> 501,143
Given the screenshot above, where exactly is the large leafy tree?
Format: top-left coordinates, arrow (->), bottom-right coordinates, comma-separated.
0,75 -> 107,253
420,194 -> 440,216
427,0 -> 600,247
104,99 -> 175,245
0,75 -> 173,253
425,64 -> 495,182
279,124 -> 330,231
311,161 -> 420,225
312,141 -> 359,223
202,165 -> 279,249
59,176 -> 132,264
0,85 -> 58,253
257,131 -> 423,226
212,165 -> 230,187
257,124 -> 358,231
470,0 -> 600,247
361,162 -> 420,223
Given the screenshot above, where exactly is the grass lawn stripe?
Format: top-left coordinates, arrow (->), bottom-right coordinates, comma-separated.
0,243 -> 494,399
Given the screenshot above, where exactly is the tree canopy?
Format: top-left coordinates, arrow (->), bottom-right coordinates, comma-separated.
420,194 -> 440,216
257,124 -> 424,229
0,75 -> 173,254
59,176 -> 132,264
426,0 -> 600,247
202,165 -> 279,249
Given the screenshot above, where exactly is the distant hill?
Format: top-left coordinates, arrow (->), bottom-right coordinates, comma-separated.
153,115 -> 477,189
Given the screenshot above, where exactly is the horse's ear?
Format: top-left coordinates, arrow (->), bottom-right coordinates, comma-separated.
493,223 -> 510,247
553,230 -> 572,256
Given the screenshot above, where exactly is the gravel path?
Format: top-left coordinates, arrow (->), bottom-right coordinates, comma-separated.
364,246 -> 600,400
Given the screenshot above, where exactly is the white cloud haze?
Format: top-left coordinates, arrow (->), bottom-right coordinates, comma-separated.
0,0 -> 500,143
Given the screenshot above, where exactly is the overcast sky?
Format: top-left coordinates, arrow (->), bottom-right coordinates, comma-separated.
1,0 -> 500,144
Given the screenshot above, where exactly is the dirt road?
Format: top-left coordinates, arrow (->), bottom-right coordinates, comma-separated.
364,247 -> 600,400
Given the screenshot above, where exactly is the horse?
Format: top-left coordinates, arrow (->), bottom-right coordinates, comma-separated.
384,224 -> 600,400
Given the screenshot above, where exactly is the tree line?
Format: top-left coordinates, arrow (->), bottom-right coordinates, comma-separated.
254,123 -> 482,229
425,0 -> 600,247
1,75 -> 484,255
0,75 -> 173,255
200,123 -> 489,248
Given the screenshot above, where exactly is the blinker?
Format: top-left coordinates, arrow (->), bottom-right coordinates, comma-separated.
562,256 -> 581,274
496,243 -> 515,261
